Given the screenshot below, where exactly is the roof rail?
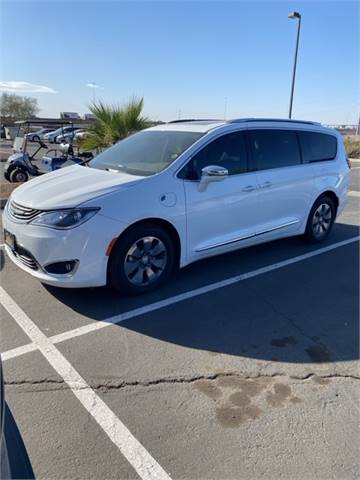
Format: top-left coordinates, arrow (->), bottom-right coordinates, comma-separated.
228,118 -> 321,126
168,119 -> 223,124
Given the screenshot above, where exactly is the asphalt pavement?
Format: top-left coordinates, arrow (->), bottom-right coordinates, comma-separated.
0,167 -> 359,479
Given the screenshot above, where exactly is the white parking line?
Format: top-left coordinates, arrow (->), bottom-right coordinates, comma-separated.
2,235 -> 359,363
48,235 -> 360,343
0,286 -> 171,480
349,190 -> 360,197
1,342 -> 37,361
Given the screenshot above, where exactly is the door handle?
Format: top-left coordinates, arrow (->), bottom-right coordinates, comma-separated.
259,181 -> 272,189
242,185 -> 257,192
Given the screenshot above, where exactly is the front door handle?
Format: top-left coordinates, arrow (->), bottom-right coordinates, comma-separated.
259,181 -> 272,189
242,185 -> 257,192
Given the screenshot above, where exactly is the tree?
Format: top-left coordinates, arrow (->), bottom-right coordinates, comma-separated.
0,93 -> 39,122
80,97 -> 150,151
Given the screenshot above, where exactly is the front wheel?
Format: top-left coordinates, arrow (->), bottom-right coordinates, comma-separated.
9,168 -> 29,183
109,224 -> 175,294
304,196 -> 336,243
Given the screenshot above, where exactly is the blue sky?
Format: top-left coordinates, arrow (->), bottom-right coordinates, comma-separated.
1,0 -> 359,123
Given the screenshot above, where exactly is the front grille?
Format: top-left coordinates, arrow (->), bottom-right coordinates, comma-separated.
11,244 -> 39,270
8,200 -> 42,222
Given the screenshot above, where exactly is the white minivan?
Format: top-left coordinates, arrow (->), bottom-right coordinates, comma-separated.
3,118 -> 350,294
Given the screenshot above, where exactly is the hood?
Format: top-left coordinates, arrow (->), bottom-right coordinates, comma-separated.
11,165 -> 144,209
7,152 -> 25,163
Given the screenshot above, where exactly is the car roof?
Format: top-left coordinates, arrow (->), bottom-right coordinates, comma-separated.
147,120 -> 226,133
147,118 -> 330,134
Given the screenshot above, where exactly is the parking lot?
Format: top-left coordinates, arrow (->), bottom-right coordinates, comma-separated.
0,165 -> 359,479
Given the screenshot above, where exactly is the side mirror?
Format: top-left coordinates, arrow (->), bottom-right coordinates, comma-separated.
198,165 -> 228,192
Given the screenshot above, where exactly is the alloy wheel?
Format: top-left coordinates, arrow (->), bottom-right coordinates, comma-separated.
124,236 -> 167,286
312,203 -> 332,238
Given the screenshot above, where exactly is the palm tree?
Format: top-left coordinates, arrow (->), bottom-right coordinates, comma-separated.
80,97 -> 150,151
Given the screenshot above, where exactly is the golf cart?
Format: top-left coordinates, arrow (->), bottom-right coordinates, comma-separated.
4,120 -> 93,183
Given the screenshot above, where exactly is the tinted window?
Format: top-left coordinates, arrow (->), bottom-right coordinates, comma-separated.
298,131 -> 337,162
180,131 -> 247,179
249,129 -> 301,171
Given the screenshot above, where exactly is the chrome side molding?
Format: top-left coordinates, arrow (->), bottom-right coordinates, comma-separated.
195,220 -> 300,252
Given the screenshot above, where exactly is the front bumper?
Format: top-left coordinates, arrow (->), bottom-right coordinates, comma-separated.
2,209 -> 126,288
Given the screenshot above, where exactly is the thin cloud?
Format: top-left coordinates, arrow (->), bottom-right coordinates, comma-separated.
0,81 -> 58,94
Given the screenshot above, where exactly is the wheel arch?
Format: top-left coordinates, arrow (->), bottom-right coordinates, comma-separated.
107,217 -> 182,273
314,190 -> 339,213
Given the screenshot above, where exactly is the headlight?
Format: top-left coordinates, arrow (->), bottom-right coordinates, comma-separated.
31,208 -> 100,229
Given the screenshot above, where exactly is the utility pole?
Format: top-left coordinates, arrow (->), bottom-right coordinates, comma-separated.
288,12 -> 302,119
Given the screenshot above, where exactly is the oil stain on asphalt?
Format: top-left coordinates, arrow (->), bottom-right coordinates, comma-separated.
305,344 -> 331,362
194,377 -> 303,428
266,383 -> 292,407
270,336 -> 298,347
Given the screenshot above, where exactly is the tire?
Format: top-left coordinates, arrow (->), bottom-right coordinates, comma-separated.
32,135 -> 40,142
109,224 -> 175,294
4,170 -> 11,181
9,168 -> 29,183
304,195 -> 336,243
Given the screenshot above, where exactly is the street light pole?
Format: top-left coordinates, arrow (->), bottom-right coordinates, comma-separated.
87,82 -> 98,103
91,82 -> 97,103
288,11 -> 302,119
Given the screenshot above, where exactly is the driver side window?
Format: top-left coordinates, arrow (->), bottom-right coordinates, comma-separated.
179,131 -> 248,180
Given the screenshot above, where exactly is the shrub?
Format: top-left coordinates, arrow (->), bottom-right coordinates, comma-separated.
80,97 -> 150,151
344,135 -> 360,158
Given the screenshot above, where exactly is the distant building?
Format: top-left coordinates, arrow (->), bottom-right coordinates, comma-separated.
83,113 -> 96,120
60,112 -> 81,120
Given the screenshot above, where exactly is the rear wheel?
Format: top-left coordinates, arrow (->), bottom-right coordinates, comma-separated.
304,195 -> 336,243
9,168 -> 29,183
109,224 -> 175,294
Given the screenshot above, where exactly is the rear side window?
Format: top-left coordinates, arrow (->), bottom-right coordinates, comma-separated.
248,129 -> 301,171
180,131 -> 247,179
298,131 -> 337,163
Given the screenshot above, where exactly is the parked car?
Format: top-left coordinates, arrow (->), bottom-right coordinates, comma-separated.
0,357 -> 34,479
25,128 -> 53,142
43,126 -> 75,144
0,358 -> 10,479
56,129 -> 84,144
74,130 -> 89,141
2,118 -> 350,294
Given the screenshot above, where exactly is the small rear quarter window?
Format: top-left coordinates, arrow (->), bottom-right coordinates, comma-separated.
298,131 -> 337,163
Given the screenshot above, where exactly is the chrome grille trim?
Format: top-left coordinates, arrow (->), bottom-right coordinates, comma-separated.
8,245 -> 39,271
8,200 -> 42,222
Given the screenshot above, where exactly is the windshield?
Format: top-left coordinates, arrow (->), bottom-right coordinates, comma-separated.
89,130 -> 204,176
